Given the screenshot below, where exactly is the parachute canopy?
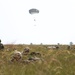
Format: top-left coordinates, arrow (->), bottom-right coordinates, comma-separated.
29,8 -> 39,15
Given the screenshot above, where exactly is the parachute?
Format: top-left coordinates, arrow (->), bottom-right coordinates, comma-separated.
29,8 -> 39,15
29,8 -> 39,22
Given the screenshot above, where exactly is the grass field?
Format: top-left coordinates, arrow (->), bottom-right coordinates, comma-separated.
0,44 -> 75,75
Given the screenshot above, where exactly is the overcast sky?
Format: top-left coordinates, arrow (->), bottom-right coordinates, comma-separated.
0,0 -> 75,44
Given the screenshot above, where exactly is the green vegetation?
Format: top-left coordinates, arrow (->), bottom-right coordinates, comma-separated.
0,44 -> 75,75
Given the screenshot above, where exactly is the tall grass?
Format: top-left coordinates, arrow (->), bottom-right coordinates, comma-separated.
0,45 -> 75,75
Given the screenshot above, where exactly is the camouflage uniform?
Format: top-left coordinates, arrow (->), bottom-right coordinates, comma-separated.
10,50 -> 22,62
0,40 -> 4,50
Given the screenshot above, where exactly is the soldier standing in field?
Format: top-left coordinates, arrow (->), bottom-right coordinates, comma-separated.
0,39 -> 4,50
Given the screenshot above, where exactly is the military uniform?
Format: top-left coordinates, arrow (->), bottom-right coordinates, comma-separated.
0,40 -> 4,50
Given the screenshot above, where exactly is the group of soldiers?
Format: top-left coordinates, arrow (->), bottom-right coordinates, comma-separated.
10,47 -> 41,63
2,39 -> 73,63
0,39 -> 41,63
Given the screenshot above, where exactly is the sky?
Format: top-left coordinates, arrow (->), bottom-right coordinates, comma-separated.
0,0 -> 75,44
